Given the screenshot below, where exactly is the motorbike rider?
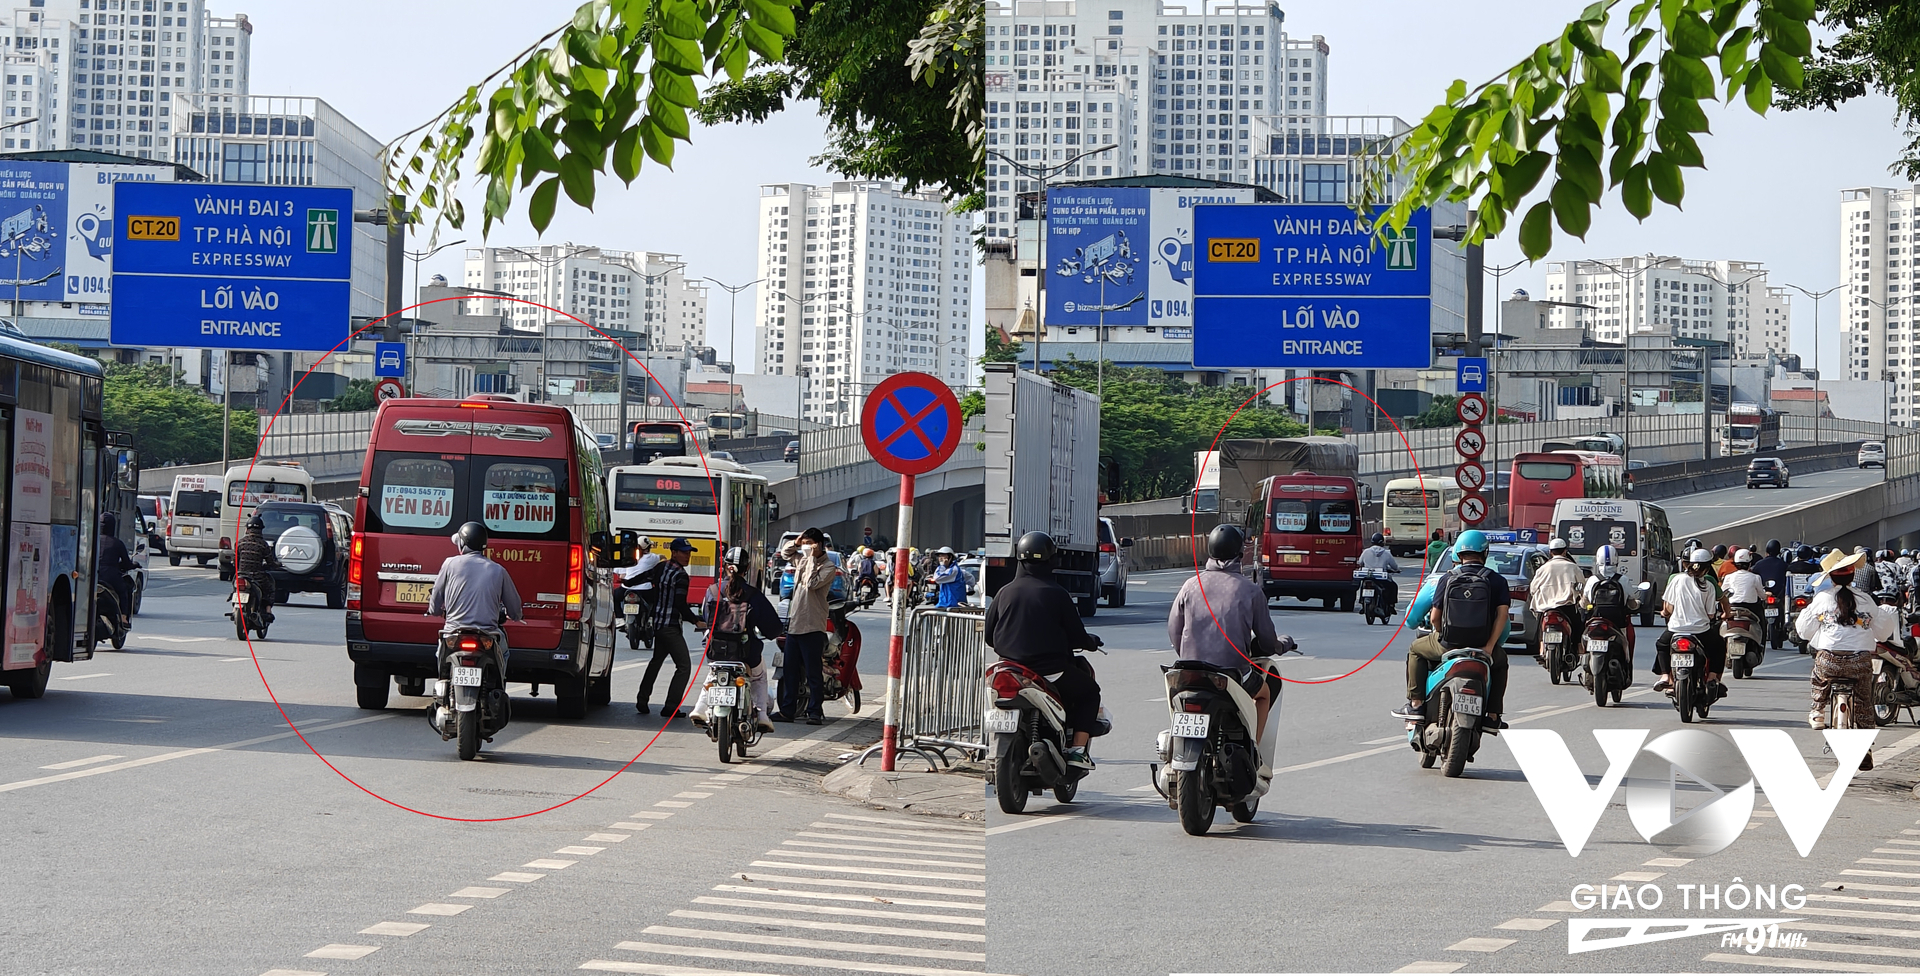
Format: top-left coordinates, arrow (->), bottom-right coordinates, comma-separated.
1798,549 -> 1895,769
1358,532 -> 1402,612
855,546 -> 879,597
1581,544 -> 1640,667
1528,538 -> 1586,653
1654,549 -> 1727,699
1855,546 -> 1883,595
424,521 -> 525,681
693,546 -> 782,733
1722,548 -> 1767,636
1753,540 -> 1790,646
1900,549 -> 1917,577
1391,529 -> 1512,729
930,546 -> 967,608
1167,524 -> 1296,743
1711,543 -> 1734,579
613,536 -> 662,625
1787,544 -> 1823,578
983,530 -> 1103,771
96,512 -> 136,628
1424,530 -> 1449,569
235,515 -> 278,624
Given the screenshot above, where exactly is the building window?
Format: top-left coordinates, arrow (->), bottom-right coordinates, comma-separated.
1302,163 -> 1346,203
221,141 -> 265,182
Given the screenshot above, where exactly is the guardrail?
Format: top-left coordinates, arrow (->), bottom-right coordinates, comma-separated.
1629,442 -> 1866,502
866,605 -> 989,769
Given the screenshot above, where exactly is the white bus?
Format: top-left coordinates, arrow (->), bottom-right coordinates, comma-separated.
218,461 -> 314,580
606,456 -> 773,603
1381,475 -> 1462,557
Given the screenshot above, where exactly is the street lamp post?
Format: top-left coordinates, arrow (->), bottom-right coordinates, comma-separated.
403,238 -> 464,398
704,276 -> 764,432
987,144 -> 1119,376
623,260 -> 686,440
1785,283 -> 1841,446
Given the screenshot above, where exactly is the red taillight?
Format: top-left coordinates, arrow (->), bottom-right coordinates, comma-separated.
1766,594 -> 1778,606
1675,636 -> 1693,653
1182,700 -> 1207,713
565,543 -> 584,620
458,637 -> 480,651
348,532 -> 363,586
220,536 -> 231,550
989,670 -> 1028,698
1099,543 -> 1116,553
235,575 -> 248,591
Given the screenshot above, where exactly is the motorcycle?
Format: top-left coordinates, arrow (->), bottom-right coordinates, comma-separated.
1151,644 -> 1289,835
775,599 -> 865,716
1788,573 -> 1814,653
854,573 -> 880,610
1404,639 -> 1495,778
1580,617 -> 1629,708
227,573 -> 271,640
1723,606 -> 1764,679
1665,631 -> 1715,723
1872,613 -> 1920,726
621,586 -> 657,650
1537,606 -> 1580,685
426,628 -> 510,761
987,637 -> 1109,814
1353,569 -> 1393,625
94,579 -> 128,651
697,659 -> 763,764
1763,591 -> 1784,650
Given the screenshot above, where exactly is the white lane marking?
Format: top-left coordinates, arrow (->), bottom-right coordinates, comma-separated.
1792,920 -> 1920,939
306,944 -> 380,960
586,833 -> 630,842
709,773 -> 748,781
674,792 -> 714,799
524,859 -> 578,870
607,939 -> 1001,976
792,832 -> 983,852
1702,951 -> 1916,972
1813,893 -> 1920,908
1391,964 -> 1464,974
1847,870 -> 1920,880
220,657 -> 253,662
1493,918 -> 1560,931
555,846 -> 606,856
451,886 -> 511,899
39,754 -> 124,770
359,921 -> 429,936
578,961 -> 810,976
747,860 -> 982,883
655,801 -> 694,808
1445,937 -> 1516,952
55,672 -> 113,681
628,811 -> 676,820
693,896 -> 983,925
607,823 -> 656,831
406,903 -> 473,916
143,635 -> 220,643
1610,871 -> 1666,882
1798,905 -> 1920,923
639,926 -> 986,963
258,970 -> 328,976
1360,735 -> 1404,745
984,811 -> 1094,836
726,874 -> 984,900
716,885 -> 983,912
807,822 -> 984,842
0,714 -> 397,794
1521,704 -> 1560,713
669,910 -> 986,943
490,872 -> 545,883
763,850 -> 985,870
1827,882 -> 1920,895
782,840 -> 984,860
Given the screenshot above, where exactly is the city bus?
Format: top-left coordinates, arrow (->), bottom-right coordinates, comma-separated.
1380,476 -> 1462,557
347,395 -> 623,717
218,460 -> 314,580
629,420 -> 709,465
1508,450 -> 1626,535
606,455 -> 772,603
1245,471 -> 1365,611
1,332 -> 108,699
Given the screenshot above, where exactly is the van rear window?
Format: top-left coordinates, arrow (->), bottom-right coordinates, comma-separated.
1557,519 -> 1638,556
174,490 -> 220,518
229,480 -> 307,507
1270,499 -> 1355,534
366,452 -> 569,541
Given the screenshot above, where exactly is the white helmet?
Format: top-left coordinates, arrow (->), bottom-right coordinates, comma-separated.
1734,548 -> 1754,566
1595,544 -> 1619,579
1547,538 -> 1569,553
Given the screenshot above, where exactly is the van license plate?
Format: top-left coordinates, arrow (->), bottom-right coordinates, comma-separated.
396,581 -> 433,604
1282,553 -> 1303,565
985,709 -> 1020,734
180,526 -> 195,535
1452,692 -> 1483,716
1172,712 -> 1211,738
1671,653 -> 1696,669
452,666 -> 482,687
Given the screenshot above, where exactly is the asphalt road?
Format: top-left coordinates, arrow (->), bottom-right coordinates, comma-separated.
1,563 -> 978,976
988,567 -> 1920,975
1663,465 -> 1885,539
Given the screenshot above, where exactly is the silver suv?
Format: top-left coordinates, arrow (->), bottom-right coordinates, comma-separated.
1097,517 -> 1132,607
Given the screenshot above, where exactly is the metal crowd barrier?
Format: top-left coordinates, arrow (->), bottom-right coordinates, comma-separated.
854,604 -> 989,769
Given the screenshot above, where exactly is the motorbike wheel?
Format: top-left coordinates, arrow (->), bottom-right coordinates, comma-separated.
1229,797 -> 1259,823
110,621 -> 126,651
457,708 -> 481,760
254,618 -> 269,640
1593,669 -> 1608,708
626,620 -> 641,651
848,687 -> 861,714
716,715 -> 736,764
1549,656 -> 1562,685
1875,671 -> 1899,726
995,734 -> 1030,815
1054,777 -> 1078,804
1177,768 -> 1216,836
1676,675 -> 1695,723
1442,712 -> 1472,779
1612,688 -> 1622,704
233,609 -> 247,641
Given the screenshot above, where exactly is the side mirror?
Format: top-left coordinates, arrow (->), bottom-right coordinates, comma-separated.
1120,538 -> 1134,548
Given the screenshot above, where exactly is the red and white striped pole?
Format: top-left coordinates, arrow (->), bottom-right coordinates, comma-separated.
881,473 -> 915,772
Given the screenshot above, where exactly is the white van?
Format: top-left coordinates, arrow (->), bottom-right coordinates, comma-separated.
1380,476 -> 1462,557
1550,497 -> 1677,626
167,473 -> 226,566
217,461 -> 315,580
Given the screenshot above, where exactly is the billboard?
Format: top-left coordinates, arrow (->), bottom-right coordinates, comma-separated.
1044,185 -> 1262,334
0,159 -> 177,306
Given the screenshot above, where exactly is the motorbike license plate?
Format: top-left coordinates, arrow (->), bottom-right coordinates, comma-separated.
1452,692 -> 1483,716
1766,609 -> 1780,618
1671,653 -> 1696,669
395,581 -> 433,604
624,594 -> 641,611
1172,712 -> 1212,738
234,591 -> 249,605
1545,632 -> 1564,644
703,685 -> 737,706
985,709 -> 1020,734
1586,639 -> 1609,655
1359,589 -> 1374,599
452,666 -> 483,687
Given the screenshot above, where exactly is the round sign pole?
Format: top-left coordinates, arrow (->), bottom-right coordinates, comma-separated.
884,475 -> 915,772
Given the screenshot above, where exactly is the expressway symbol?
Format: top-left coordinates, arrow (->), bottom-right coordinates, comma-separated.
1455,427 -> 1485,458
1456,393 -> 1488,425
1455,461 -> 1486,492
1460,493 -> 1488,525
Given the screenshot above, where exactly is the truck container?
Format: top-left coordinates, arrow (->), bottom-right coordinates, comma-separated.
982,363 -> 1103,616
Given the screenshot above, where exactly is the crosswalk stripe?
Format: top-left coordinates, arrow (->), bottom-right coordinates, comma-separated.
1845,870 -> 1920,880
1797,906 -> 1920,923
1703,951 -> 1918,972
1857,858 -> 1920,867
668,909 -> 987,942
611,940 -> 997,976
711,886 -> 985,912
728,873 -> 983,900
748,860 -> 983,883
765,850 -> 986,869
822,813 -> 983,834
1801,940 -> 1920,960
640,925 -> 986,962
1794,921 -> 1920,939
793,832 -> 985,852
690,896 -> 985,926
1810,893 -> 1920,909
1825,882 -> 1920,895
580,961 -> 769,976
780,841 -> 984,861
808,822 -> 982,842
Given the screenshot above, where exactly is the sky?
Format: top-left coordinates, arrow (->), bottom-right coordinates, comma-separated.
240,0 -> 1911,375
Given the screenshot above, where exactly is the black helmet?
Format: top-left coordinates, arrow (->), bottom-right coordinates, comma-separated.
1208,524 -> 1246,562
1711,544 -> 1728,560
1765,539 -> 1781,556
1797,545 -> 1816,562
246,514 -> 264,532
453,521 -> 489,553
1370,532 -> 1385,546
99,511 -> 118,535
724,546 -> 750,572
1016,530 -> 1056,564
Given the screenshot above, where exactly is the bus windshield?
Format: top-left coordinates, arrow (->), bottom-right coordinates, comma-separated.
614,472 -> 717,515
1515,461 -> 1576,481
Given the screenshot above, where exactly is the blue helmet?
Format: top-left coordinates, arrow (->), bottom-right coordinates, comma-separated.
1455,529 -> 1489,554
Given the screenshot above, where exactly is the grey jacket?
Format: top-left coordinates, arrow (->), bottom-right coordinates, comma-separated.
1167,558 -> 1284,673
426,552 -> 525,636
785,544 -> 836,635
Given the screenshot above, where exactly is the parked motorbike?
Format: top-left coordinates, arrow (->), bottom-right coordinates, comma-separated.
1723,606 -> 1764,679
987,638 -> 1108,814
1151,644 -> 1290,835
697,660 -> 763,764
227,573 -> 271,640
426,628 -> 510,761
1353,569 -> 1393,625
1537,606 -> 1580,685
1665,631 -> 1715,723
775,599 -> 865,716
1403,640 -> 1495,777
93,579 -> 128,651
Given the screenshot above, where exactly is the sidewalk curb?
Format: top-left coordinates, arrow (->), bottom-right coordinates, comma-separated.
820,761 -> 986,822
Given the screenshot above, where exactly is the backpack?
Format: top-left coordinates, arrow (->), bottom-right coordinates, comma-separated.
1438,564 -> 1498,647
1589,576 -> 1627,620
712,592 -> 753,639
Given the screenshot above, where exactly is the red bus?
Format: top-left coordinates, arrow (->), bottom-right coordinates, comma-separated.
1244,472 -> 1365,610
1508,450 -> 1626,535
346,395 -> 623,718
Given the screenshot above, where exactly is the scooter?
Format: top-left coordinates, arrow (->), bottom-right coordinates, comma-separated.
426,628 -> 510,761
1872,613 -> 1920,727
1580,616 -> 1630,707
1537,606 -> 1580,685
1763,591 -> 1784,650
1404,639 -> 1495,777
1822,670 -> 1875,771
1723,606 -> 1764,679
621,586 -> 657,650
697,659 -> 763,764
1151,644 -> 1290,835
227,573 -> 271,640
94,580 -> 128,651
854,573 -> 880,610
1353,569 -> 1394,625
986,638 -> 1108,814
1666,631 -> 1716,723
1789,573 -> 1814,653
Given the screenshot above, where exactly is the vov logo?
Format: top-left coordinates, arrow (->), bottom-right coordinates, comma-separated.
1507,729 -> 1876,857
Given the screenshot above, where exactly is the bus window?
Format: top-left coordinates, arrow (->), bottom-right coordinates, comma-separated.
1517,461 -> 1576,482
613,473 -> 718,516
370,456 -> 463,533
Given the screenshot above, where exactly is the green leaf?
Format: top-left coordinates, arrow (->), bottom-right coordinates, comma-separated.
743,0 -> 796,37
1664,53 -> 1716,98
558,152 -> 596,209
485,173 -> 512,220
1559,144 -> 1604,201
1773,0 -> 1816,19
1758,42 -> 1804,90
1647,150 -> 1684,205
743,20 -> 785,60
528,176 -> 560,232
612,124 -> 644,184
649,91 -> 691,140
656,69 -> 700,108
1621,162 -> 1652,219
1719,25 -> 1753,78
654,32 -> 706,73
1550,179 -> 1593,238
1654,118 -> 1704,167
638,117 -> 676,167
1586,50 -> 1623,93
660,0 -> 706,39
1625,27 -> 1657,63
1758,9 -> 1813,58
722,36 -> 749,82
521,128 -> 561,177
1743,63 -> 1774,114
1518,200 -> 1555,260
1656,83 -> 1712,132
1671,11 -> 1717,58
1503,149 -> 1553,199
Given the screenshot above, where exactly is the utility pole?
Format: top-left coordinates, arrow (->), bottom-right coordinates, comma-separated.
1785,283 -> 1841,447
704,276 -> 764,434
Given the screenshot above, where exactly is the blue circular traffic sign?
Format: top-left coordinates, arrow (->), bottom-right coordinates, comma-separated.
860,372 -> 963,476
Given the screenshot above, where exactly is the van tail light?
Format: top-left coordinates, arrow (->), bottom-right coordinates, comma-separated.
347,532 -> 363,610
565,544 -> 584,620
220,535 -> 231,551
1099,543 -> 1116,553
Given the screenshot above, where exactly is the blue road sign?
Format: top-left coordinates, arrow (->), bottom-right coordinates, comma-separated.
109,182 -> 354,352
1457,357 -> 1488,393
1191,204 -> 1433,369
861,372 -> 963,476
374,341 -> 406,377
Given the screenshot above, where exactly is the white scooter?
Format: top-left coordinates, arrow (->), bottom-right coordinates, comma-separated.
1150,644 -> 1291,836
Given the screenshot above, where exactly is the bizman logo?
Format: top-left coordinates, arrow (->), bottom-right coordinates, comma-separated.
1506,728 -> 1875,857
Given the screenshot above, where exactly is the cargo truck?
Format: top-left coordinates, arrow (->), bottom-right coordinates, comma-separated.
982,363 -> 1104,616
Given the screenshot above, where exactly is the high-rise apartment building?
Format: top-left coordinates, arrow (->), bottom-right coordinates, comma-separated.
981,0 -> 1320,237
0,0 -> 248,160
754,180 -> 973,426
1542,255 -> 1791,358
1840,185 -> 1920,424
462,245 -> 709,354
